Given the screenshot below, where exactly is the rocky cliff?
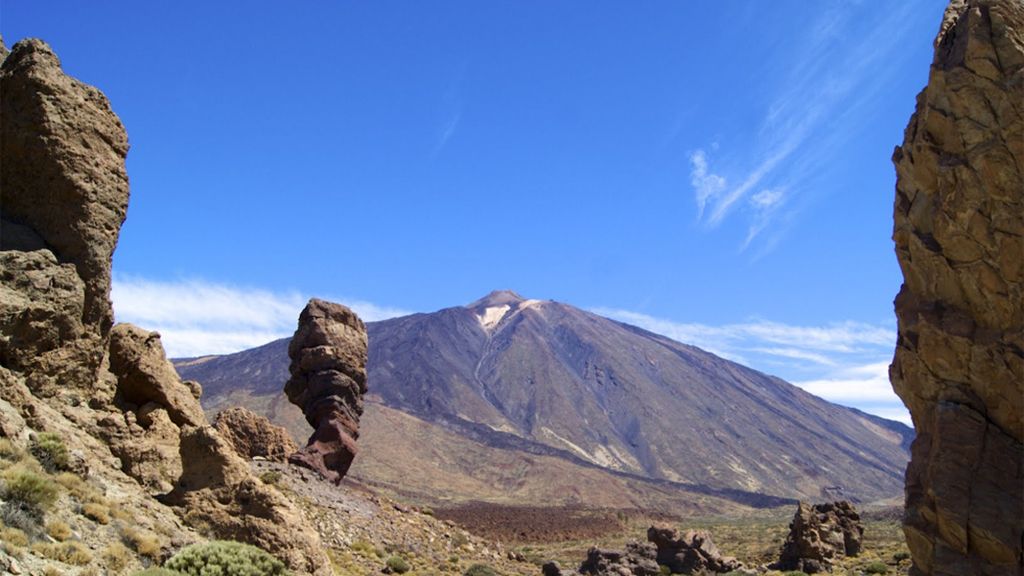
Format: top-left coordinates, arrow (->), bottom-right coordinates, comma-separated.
0,37 -> 328,574
891,1 -> 1023,575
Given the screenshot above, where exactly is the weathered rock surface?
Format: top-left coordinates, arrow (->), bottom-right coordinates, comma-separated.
890,0 -> 1023,574
772,501 -> 864,573
0,38 -> 129,338
164,426 -> 331,575
648,526 -> 743,574
578,543 -> 661,576
285,298 -> 368,483
0,37 -> 330,574
213,406 -> 299,462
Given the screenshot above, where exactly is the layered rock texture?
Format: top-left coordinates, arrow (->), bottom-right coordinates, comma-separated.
284,298 -> 368,483
890,0 -> 1023,575
0,37 -> 328,574
772,501 -> 863,573
648,526 -> 743,574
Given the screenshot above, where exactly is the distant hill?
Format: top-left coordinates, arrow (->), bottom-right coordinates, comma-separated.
175,290 -> 912,509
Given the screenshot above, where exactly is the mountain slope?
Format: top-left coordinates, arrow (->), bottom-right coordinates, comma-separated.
176,290 -> 911,504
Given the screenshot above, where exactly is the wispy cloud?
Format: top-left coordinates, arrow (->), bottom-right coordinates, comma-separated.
688,0 -> 925,252
592,307 -> 908,425
112,276 -> 411,358
431,109 -> 462,158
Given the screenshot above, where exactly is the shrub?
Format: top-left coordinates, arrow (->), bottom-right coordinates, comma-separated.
0,438 -> 24,461
464,564 -> 497,576
1,465 -> 59,511
131,570 -> 182,576
46,519 -> 72,541
1,501 -> 44,534
259,470 -> 282,485
30,433 -> 70,473
103,542 -> 133,572
0,526 -> 29,547
864,561 -> 890,574
82,501 -> 111,524
386,555 -> 411,574
893,551 -> 911,562
122,526 -> 163,559
165,540 -> 289,576
32,540 -> 92,565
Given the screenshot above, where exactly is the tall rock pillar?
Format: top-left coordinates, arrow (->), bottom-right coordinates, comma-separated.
891,1 -> 1023,575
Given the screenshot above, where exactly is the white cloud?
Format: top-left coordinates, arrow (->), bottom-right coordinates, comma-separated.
111,276 -> 411,358
688,0 -> 925,251
593,306 -> 908,426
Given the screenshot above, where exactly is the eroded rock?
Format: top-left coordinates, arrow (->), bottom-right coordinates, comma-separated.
213,406 -> 298,462
648,526 -> 743,574
578,543 -> 660,576
285,298 -> 368,483
891,0 -> 1023,574
772,501 -> 863,573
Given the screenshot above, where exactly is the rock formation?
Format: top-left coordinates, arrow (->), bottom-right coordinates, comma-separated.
648,526 -> 743,574
213,406 -> 298,462
0,37 -> 329,574
577,543 -> 661,576
284,298 -> 368,483
771,501 -> 863,573
890,1 -> 1023,574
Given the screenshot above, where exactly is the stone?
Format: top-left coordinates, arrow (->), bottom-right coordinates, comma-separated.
0,38 -> 129,339
284,298 -> 368,483
213,406 -> 299,462
164,426 -> 331,575
772,501 -> 864,573
578,543 -> 660,576
890,0 -> 1023,574
647,526 -> 743,574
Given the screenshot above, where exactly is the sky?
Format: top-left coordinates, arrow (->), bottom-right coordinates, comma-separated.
2,1 -> 949,426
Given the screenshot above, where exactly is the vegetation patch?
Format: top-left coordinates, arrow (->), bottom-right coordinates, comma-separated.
30,432 -> 70,473
464,564 -> 498,576
386,555 -> 411,574
165,540 -> 289,575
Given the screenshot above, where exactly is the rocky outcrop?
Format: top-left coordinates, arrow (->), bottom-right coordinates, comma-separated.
284,298 -> 368,483
890,1 -> 1023,575
0,38 -> 129,340
772,501 -> 863,573
164,426 -> 330,575
213,406 -> 299,462
0,37 -> 330,574
578,543 -> 661,576
648,526 -> 743,574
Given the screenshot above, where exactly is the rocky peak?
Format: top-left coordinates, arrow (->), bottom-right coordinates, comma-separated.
890,0 -> 1023,574
467,289 -> 527,310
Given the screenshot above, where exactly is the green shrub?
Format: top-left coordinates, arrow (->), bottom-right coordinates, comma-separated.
1,465 -> 59,510
165,540 -> 289,575
464,564 -> 497,576
864,561 -> 890,574
659,565 -> 671,576
132,569 -> 183,576
386,555 -> 410,574
893,551 -> 911,562
30,433 -> 70,473
259,470 -> 282,485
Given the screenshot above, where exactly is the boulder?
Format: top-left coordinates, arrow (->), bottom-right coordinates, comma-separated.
647,526 -> 743,574
891,0 -> 1023,574
578,542 -> 661,576
213,406 -> 299,462
772,501 -> 864,573
284,298 -> 368,483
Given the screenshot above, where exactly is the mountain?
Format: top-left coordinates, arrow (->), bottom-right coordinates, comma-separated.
177,290 -> 912,507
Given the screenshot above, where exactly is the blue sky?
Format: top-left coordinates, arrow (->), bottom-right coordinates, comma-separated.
2,1 -> 948,425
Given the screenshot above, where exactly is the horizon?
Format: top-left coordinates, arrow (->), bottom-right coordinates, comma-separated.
1,1 -> 949,427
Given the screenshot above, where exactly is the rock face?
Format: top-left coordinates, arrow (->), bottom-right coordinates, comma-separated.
284,298 -> 368,483
213,406 -> 299,462
772,501 -> 864,573
0,37 -> 329,574
648,526 -> 743,574
577,543 -> 661,576
0,38 -> 129,339
890,1 -> 1023,575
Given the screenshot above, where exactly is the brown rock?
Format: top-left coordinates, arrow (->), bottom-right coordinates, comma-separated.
891,1 -> 1023,574
772,501 -> 863,573
0,38 -> 129,338
213,406 -> 299,462
165,426 -> 331,575
284,298 -> 367,483
648,526 -> 743,574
